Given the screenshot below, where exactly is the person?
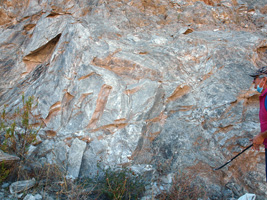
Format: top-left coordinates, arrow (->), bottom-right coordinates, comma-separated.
250,66 -> 267,181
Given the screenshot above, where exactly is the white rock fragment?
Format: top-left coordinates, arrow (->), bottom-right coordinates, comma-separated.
67,138 -> 87,179
9,178 -> 36,195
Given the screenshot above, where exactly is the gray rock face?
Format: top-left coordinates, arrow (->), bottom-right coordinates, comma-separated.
67,138 -> 86,179
1,0 -> 267,199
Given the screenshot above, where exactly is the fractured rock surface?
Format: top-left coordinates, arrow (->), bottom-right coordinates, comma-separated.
1,0 -> 267,198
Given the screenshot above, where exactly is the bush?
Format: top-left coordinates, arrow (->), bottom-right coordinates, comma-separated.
157,172 -> 206,200
100,166 -> 146,200
0,95 -> 44,183
0,162 -> 10,184
0,94 -> 43,159
77,164 -> 147,200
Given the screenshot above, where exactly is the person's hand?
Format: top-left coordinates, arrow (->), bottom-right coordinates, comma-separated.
250,134 -> 265,151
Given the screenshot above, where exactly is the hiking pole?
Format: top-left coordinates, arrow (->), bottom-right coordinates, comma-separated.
213,144 -> 253,171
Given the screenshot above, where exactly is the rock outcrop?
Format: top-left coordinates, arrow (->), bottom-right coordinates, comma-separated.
1,0 -> 267,199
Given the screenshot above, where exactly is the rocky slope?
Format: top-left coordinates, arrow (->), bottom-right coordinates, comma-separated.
1,0 -> 267,199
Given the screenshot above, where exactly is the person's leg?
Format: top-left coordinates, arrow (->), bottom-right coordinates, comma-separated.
265,149 -> 267,182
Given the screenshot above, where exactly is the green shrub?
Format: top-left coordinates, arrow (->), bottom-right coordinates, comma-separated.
0,94 -> 43,159
79,164 -> 147,200
0,95 -> 44,184
0,162 -> 10,184
101,167 -> 146,200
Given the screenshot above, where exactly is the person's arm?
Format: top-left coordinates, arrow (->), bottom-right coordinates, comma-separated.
252,131 -> 267,150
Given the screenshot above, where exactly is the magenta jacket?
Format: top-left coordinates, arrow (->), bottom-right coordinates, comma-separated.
259,89 -> 267,148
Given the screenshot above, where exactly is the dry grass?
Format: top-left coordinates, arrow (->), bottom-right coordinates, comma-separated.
156,172 -> 207,200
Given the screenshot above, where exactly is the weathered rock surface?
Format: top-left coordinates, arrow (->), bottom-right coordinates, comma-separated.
9,178 -> 36,195
0,150 -> 20,163
1,0 -> 267,199
67,138 -> 86,179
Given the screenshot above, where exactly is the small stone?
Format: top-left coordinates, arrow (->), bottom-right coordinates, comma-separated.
1,182 -> 10,188
23,194 -> 35,200
0,150 -> 20,163
34,194 -> 42,200
9,178 -> 36,195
